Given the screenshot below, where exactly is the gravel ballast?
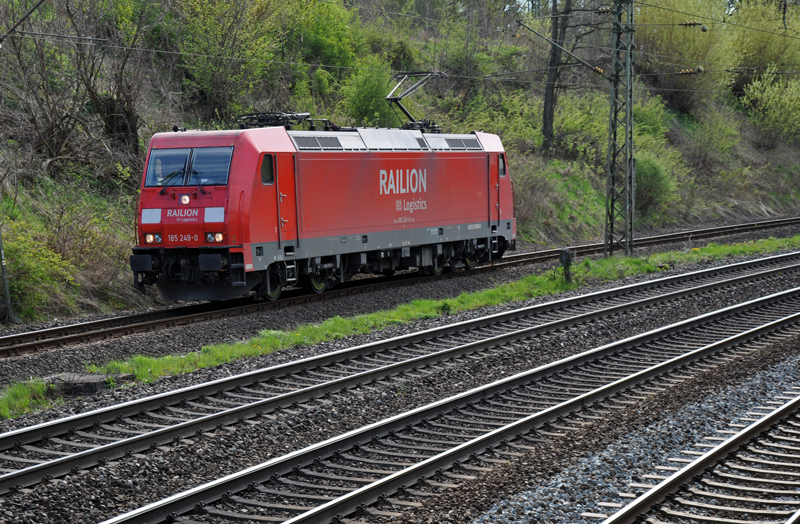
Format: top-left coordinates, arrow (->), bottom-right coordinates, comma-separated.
1,228 -> 800,523
393,335 -> 800,524
468,351 -> 800,524
3,248 -> 800,437
2,225 -> 798,393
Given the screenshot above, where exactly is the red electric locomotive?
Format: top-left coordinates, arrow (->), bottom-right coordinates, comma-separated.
130,116 -> 516,301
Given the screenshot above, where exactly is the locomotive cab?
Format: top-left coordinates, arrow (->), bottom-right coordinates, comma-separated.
130,130 -> 262,301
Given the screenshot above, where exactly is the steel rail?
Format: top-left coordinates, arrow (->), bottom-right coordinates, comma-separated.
786,508 -> 800,524
600,394 -> 800,524
10,250 -> 799,444
0,269 -> 475,357
2,254 -> 800,494
0,301 -> 246,356
2,259 -> 795,493
499,216 -> 800,266
2,217 -> 798,357
98,292 -> 800,524
0,261 -> 488,358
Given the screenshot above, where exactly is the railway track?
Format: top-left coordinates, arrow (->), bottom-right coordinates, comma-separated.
2,216 -> 798,358
589,388 -> 800,524
496,215 -> 800,267
1,252 -> 800,501
98,286 -> 800,523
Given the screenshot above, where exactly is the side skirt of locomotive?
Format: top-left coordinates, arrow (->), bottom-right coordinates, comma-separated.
253,234 -> 514,301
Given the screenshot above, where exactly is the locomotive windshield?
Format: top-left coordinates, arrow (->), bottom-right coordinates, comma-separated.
145,147 -> 233,188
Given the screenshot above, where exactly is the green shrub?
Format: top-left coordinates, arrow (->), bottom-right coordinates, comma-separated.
743,65 -> 800,147
313,68 -> 336,100
511,157 -> 604,245
636,0 -> 731,113
337,55 -> 396,127
455,91 -> 544,156
177,0 -> 277,120
297,0 -> 361,71
635,150 -> 677,218
0,172 -> 140,319
291,68 -> 337,116
726,2 -> 800,94
2,218 -> 78,319
633,92 -> 671,138
363,27 -> 417,71
554,92 -> 608,166
683,107 -> 740,174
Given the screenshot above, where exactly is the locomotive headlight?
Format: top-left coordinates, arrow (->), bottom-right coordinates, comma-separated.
214,232 -> 223,243
206,232 -> 224,243
180,194 -> 190,205
145,233 -> 162,244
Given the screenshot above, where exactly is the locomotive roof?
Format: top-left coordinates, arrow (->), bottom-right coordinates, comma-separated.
287,128 -> 490,152
149,127 -> 504,153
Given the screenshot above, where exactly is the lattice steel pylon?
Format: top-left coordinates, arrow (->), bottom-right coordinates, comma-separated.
604,0 -> 635,257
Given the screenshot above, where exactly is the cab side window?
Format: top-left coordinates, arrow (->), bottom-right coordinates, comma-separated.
499,155 -> 506,177
261,155 -> 275,185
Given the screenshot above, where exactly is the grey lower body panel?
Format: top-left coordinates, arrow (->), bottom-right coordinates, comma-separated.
250,220 -> 514,271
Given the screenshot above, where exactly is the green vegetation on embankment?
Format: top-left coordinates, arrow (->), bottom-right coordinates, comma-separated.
2,1 -> 800,321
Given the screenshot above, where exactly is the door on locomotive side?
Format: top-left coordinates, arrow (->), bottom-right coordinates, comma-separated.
488,153 -> 500,230
275,153 -> 298,245
498,152 -> 514,223
498,153 -> 507,222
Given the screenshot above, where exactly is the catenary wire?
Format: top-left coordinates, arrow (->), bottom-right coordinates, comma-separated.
3,3 -> 798,88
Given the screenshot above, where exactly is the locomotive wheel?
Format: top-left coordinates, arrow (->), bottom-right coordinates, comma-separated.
463,253 -> 478,270
426,260 -> 445,276
257,268 -> 283,301
304,272 -> 327,294
464,245 -> 486,270
265,283 -> 282,301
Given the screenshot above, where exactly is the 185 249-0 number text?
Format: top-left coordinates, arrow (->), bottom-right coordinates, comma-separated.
168,234 -> 199,242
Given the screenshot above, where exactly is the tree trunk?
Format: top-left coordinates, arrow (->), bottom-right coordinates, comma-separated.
541,0 -> 572,155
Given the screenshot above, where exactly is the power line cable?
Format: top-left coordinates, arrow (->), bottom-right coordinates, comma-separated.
13,30 -> 106,43
0,30 -> 524,82
637,1 -> 800,41
0,0 -> 46,46
7,23 -> 799,83
5,2 -> 799,86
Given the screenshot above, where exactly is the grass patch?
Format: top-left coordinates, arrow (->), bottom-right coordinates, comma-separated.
3,233 -> 800,420
0,379 -> 59,420
89,274 -> 579,384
